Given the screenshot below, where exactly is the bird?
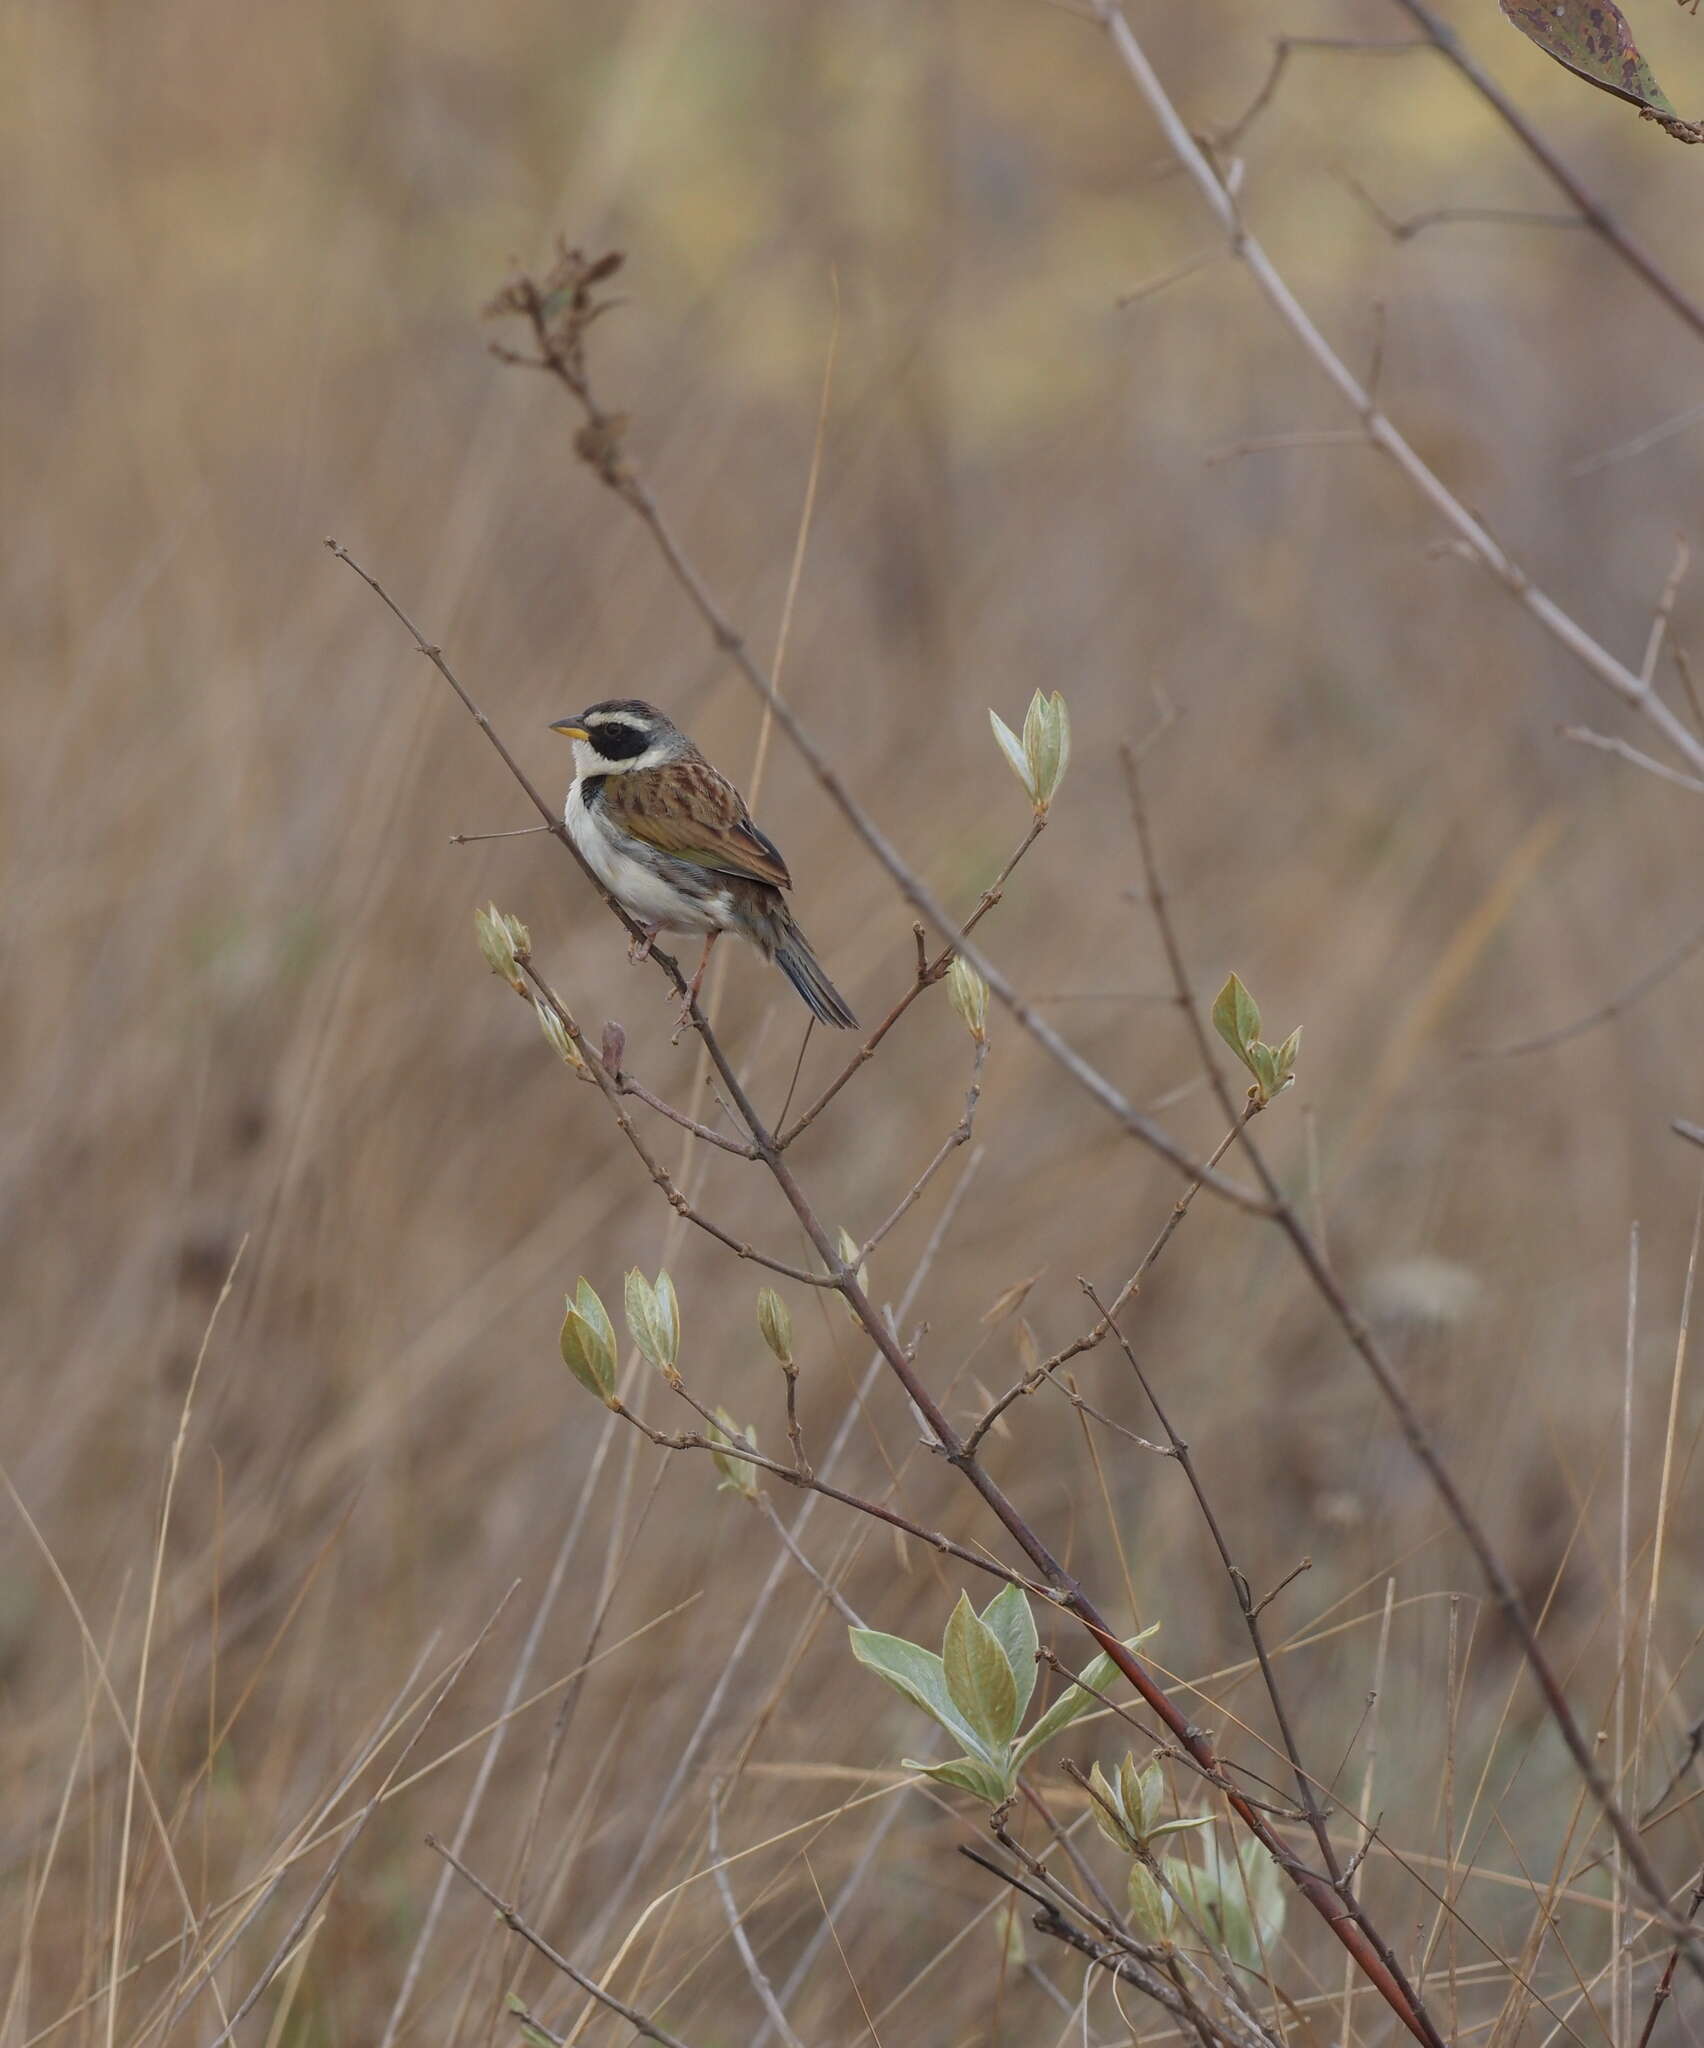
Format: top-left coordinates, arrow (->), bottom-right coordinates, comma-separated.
549,699 -> 858,1032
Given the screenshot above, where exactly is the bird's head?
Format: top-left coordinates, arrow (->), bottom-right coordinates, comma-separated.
549,700 -> 688,777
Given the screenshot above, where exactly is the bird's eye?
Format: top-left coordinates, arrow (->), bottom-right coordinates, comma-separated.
594,720 -> 650,760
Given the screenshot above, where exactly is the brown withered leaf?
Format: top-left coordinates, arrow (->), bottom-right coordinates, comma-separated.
600,1020 -> 626,1077
1013,1317 -> 1041,1376
1500,0 -> 1678,115
981,1271 -> 1043,1325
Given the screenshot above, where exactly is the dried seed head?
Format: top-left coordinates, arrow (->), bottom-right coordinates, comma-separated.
475,904 -> 531,992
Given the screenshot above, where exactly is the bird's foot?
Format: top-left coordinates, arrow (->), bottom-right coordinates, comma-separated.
627,923 -> 660,965
668,931 -> 721,1045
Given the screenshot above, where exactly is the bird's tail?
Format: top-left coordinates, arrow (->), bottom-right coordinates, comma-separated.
766,912 -> 858,1030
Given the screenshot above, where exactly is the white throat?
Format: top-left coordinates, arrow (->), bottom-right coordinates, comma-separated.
571,735 -> 680,781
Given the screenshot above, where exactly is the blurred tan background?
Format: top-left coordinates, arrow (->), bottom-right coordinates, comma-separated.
7,0 -> 1704,2040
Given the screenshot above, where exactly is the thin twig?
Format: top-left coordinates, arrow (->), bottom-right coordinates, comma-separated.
1204,428 -> 1367,466
429,1837 -> 699,2048
1086,6 -> 1704,788
855,1038 -> 986,1264
965,1107 -> 1253,1454
378,1494 -> 602,2047
1112,615 -> 1700,1978
1093,2 -> 1704,1973
1641,539 -> 1692,688
779,820 -> 1044,1148
206,1592 -> 518,2048
520,961 -> 834,1286
958,1846 -> 1255,2048
1342,170 -> 1583,242
575,1160 -> 982,1962
1118,251 -> 1223,309
1635,1868 -> 1704,2048
1559,724 -> 1704,796
1383,0 -> 1704,348
1085,1284 -> 1431,2030
613,1404 -> 1047,1595
613,1070 -> 759,1156
1215,36 -> 1426,150
1469,912 -> 1704,1059
707,1782 -> 809,2048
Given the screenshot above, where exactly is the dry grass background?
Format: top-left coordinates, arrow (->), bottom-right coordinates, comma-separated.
7,0 -> 1704,2041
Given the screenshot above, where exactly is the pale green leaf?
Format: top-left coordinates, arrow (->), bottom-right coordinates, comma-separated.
560,1297 -> 616,1403
574,1278 -> 617,1369
623,1267 -> 656,1359
1024,690 -> 1071,807
1047,693 -> 1071,801
624,1267 -> 679,1373
848,1628 -> 992,1760
709,1408 -> 759,1500
947,957 -> 989,1042
1211,973 -> 1261,1064
942,1591 -> 1020,1752
1127,1861 -> 1175,1942
1011,1622 -> 1159,1763
979,1585 -> 1039,1724
1021,691 -> 1052,803
1120,1753 -> 1152,1839
756,1288 -> 793,1363
1167,1839 -> 1284,1973
988,708 -> 1035,799
1148,1813 -> 1215,1842
1164,1854 -> 1251,1970
1088,1759 -> 1138,1851
652,1269 -> 680,1365
902,1753 -> 1013,1803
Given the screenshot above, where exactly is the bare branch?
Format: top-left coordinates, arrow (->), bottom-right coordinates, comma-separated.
1084,8 -> 1704,787
1214,36 -> 1426,151
1383,0 -> 1704,347
1470,913 -> 1704,1059
1642,538 -> 1693,688
708,1783 -> 809,2048
206,1592 -> 518,2048
428,1837 -> 699,2048
1559,724 -> 1704,796
780,819 -> 1044,1148
965,1107 -> 1253,1454
1342,169 -> 1583,242
854,1039 -> 986,1264
1081,8 -> 1704,1966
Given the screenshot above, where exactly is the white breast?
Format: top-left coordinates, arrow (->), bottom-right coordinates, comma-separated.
565,781 -> 723,934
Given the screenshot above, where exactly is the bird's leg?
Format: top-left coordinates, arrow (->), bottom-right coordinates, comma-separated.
627,921 -> 661,965
671,931 -> 720,1043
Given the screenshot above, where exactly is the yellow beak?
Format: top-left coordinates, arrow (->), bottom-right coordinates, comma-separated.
549,720 -> 590,741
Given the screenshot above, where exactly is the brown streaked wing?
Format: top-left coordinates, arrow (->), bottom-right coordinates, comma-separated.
603,761 -> 793,889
